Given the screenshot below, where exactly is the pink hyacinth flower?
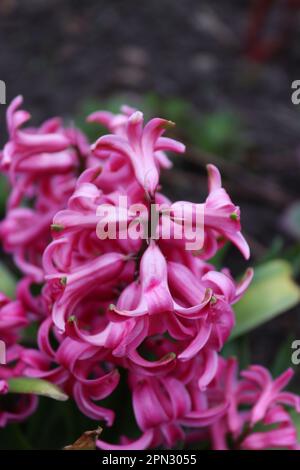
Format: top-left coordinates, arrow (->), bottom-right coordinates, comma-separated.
92,111 -> 185,196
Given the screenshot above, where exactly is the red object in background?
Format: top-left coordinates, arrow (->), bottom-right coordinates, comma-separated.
245,0 -> 300,62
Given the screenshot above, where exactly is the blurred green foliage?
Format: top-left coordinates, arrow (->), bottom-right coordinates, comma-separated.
0,175 -> 9,215
0,263 -> 17,298
232,260 -> 300,340
75,92 -> 246,160
282,202 -> 300,239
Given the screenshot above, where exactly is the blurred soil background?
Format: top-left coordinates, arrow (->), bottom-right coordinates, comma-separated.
1,0 -> 300,370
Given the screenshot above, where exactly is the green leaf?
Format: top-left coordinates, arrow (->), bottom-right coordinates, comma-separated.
209,242 -> 229,270
8,378 -> 68,402
222,336 -> 251,369
282,242 -> 300,277
0,263 -> 17,298
259,236 -> 284,264
271,335 -> 294,376
195,112 -> 243,158
231,260 -> 300,340
290,410 -> 300,441
0,175 -> 9,213
281,201 -> 300,239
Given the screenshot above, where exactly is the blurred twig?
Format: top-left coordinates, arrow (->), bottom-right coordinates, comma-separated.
187,146 -> 291,209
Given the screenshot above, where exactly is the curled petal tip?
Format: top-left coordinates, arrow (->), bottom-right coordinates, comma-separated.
129,111 -> 143,123
163,352 -> 176,361
10,95 -> 23,108
206,164 -> 222,191
164,120 -> 176,129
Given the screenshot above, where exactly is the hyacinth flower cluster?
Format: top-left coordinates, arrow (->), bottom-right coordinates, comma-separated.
0,96 -> 299,450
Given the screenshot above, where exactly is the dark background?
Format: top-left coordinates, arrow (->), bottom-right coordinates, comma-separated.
1,0 -> 300,368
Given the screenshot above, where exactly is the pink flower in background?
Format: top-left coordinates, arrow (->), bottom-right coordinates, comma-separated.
209,358 -> 300,450
0,295 -> 37,427
97,363 -> 229,450
0,345 -> 38,427
22,317 -> 120,426
0,380 -> 8,394
0,96 -> 89,281
0,272 -> 41,427
0,293 -> 28,346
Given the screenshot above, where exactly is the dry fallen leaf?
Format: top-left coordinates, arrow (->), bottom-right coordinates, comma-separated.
64,427 -> 102,450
